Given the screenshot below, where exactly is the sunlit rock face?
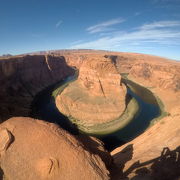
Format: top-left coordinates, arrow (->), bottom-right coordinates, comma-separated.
0,117 -> 110,180
129,60 -> 180,92
78,57 -> 124,97
56,56 -> 127,126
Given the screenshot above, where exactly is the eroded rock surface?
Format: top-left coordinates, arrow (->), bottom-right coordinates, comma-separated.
0,50 -> 180,179
111,109 -> 180,180
110,55 -> 180,180
129,61 -> 180,92
56,56 -> 127,126
0,55 -> 75,122
0,117 -> 109,180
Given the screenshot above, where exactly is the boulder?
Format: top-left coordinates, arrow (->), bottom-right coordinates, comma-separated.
0,117 -> 109,180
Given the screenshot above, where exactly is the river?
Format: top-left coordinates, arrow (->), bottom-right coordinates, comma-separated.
30,75 -> 161,151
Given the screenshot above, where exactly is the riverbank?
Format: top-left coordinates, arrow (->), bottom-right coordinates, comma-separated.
30,71 -> 164,149
54,75 -> 163,137
53,71 -> 140,136
69,96 -> 139,136
122,76 -> 168,127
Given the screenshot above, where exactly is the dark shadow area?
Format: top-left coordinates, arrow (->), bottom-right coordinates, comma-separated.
150,146 -> 180,180
114,144 -> 134,171
99,83 -> 160,150
131,167 -> 151,180
113,145 -> 180,180
110,144 -> 134,180
0,167 -> 3,180
101,136 -> 125,152
122,78 -> 160,106
30,76 -> 79,135
0,55 -> 75,122
104,55 -> 117,64
77,134 -> 113,169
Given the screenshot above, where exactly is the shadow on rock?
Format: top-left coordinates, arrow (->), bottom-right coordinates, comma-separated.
77,134 -> 113,169
150,146 -> 180,180
113,145 -> 180,180
0,167 -> 3,180
111,144 -> 134,180
101,136 -> 125,152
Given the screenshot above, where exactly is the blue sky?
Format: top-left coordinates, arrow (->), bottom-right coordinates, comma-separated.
0,0 -> 180,60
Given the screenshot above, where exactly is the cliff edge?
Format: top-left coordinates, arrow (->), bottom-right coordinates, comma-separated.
56,56 -> 127,126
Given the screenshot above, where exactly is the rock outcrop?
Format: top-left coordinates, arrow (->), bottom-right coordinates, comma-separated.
111,108 -> 180,180
56,57 -> 127,126
0,50 -> 180,179
109,54 -> 180,180
129,61 -> 180,92
0,117 -> 109,180
0,55 -> 75,122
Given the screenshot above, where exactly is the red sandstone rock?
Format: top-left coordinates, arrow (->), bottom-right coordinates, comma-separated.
78,57 -> 123,97
1,50 -> 180,179
0,55 -> 74,121
109,53 -> 180,180
129,61 -> 180,92
56,56 -> 127,125
0,117 -> 109,180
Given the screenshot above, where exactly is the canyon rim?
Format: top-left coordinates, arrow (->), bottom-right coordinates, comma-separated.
0,50 -> 179,179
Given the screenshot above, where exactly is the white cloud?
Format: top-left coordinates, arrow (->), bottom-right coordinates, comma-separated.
86,18 -> 125,34
56,20 -> 63,28
139,20 -> 180,30
71,20 -> 180,50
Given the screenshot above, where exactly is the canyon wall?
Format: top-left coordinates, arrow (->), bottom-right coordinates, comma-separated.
78,57 -> 124,97
0,52 -> 113,180
129,61 -> 180,92
0,50 -> 180,179
0,55 -> 75,122
109,54 -> 180,179
56,56 -> 127,126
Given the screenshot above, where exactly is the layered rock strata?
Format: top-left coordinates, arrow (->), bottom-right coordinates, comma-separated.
56,57 -> 127,126
0,117 -> 109,180
0,50 -> 180,179
129,61 -> 180,92
0,55 -> 74,122
110,56 -> 180,180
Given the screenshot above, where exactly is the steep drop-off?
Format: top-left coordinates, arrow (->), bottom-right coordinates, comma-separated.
110,54 -> 180,180
56,57 -> 127,126
0,55 -> 75,122
0,117 -> 109,180
0,50 -> 179,179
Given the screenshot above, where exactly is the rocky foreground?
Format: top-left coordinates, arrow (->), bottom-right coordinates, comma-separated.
0,117 -> 109,180
0,50 -> 179,179
56,56 -> 127,126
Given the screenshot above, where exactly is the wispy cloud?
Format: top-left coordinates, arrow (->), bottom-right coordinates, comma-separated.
71,20 -> 180,50
56,20 -> 63,28
134,12 -> 141,16
139,20 -> 180,30
86,18 -> 125,34
70,40 -> 85,45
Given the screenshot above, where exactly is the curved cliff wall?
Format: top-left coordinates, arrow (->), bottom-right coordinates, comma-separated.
0,55 -> 75,122
129,62 -> 180,92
